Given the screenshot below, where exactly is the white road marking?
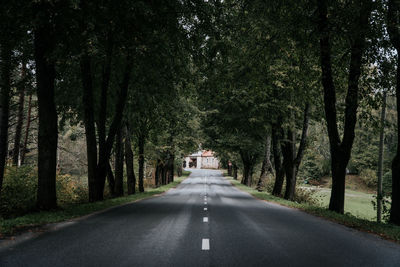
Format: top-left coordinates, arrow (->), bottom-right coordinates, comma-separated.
203,217 -> 208,222
204,202 -> 207,205
202,239 -> 210,250
204,207 -> 207,211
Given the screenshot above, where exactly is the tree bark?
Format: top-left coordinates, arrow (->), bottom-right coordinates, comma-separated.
114,125 -> 124,197
282,129 -> 296,200
227,161 -> 232,176
79,0 -> 98,202
240,152 -> 255,186
283,104 -> 310,200
387,0 -> 400,226
317,0 -> 371,214
80,53 -> 98,202
272,126 -> 285,196
138,134 -> 145,192
124,124 -> 135,194
106,161 -> 115,197
155,159 -> 161,187
34,4 -> 58,209
95,53 -> 133,200
233,163 -> 238,180
0,41 -> 11,195
20,93 -> 32,165
257,134 -> 273,190
377,91 -> 386,223
12,62 -> 26,166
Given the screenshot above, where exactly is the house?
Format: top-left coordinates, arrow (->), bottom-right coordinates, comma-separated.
184,150 -> 219,169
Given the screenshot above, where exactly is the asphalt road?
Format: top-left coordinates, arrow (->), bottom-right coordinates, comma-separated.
1,169 -> 400,267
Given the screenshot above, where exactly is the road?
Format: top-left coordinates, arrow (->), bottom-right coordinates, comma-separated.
1,169 -> 400,266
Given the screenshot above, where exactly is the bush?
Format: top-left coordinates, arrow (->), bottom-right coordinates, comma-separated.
359,168 -> 377,188
382,171 -> 392,196
294,187 -> 318,205
56,174 -> 88,205
0,166 -> 37,218
0,167 -> 88,218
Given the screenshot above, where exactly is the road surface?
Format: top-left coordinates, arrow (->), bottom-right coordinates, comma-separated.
1,169 -> 400,266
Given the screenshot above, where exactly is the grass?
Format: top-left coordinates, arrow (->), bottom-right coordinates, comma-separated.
0,170 -> 191,237
313,189 -> 376,220
225,175 -> 400,242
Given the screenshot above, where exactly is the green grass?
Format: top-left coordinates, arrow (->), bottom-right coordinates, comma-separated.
0,171 -> 191,237
226,176 -> 400,242
313,189 -> 376,221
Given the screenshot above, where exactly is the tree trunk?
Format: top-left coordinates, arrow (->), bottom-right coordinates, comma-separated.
12,62 -> 26,166
20,93 -> 32,165
168,153 -> 175,183
227,161 -> 232,176
95,53 -> 133,200
155,159 -> 161,187
272,127 -> 285,196
138,134 -> 145,192
317,0 -> 371,214
377,91 -> 386,223
34,5 -> 58,209
282,129 -> 296,200
114,126 -> 124,197
106,161 -> 115,197
0,41 -> 11,195
390,54 -> 400,224
387,0 -> 400,225
240,152 -> 255,186
124,124 -> 135,194
283,104 -> 310,200
161,161 -> 167,185
80,53 -> 98,202
233,163 -> 238,180
257,134 -> 273,190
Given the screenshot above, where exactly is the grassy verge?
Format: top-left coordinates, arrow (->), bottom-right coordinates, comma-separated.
0,171 -> 191,237
225,175 -> 400,242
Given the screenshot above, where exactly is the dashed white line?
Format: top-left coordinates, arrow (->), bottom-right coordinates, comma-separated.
202,238 -> 210,250
204,207 -> 207,211
204,202 -> 207,205
203,217 -> 208,222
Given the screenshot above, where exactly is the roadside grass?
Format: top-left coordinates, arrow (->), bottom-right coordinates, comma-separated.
0,171 -> 191,237
225,176 -> 400,242
313,189 -> 376,221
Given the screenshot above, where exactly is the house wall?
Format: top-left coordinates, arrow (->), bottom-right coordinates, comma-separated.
201,156 -> 219,169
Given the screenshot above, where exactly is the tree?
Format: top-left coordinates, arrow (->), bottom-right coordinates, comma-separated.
316,0 -> 372,213
387,0 -> 400,225
34,1 -> 60,209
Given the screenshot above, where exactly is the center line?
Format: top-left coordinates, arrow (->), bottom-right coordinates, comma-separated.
204,201 -> 207,205
202,239 -> 210,250
204,207 -> 207,211
203,217 -> 208,222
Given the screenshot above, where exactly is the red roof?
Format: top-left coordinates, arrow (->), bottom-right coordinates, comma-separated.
202,150 -> 214,157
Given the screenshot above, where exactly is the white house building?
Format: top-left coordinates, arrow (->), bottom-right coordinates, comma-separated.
184,150 -> 219,169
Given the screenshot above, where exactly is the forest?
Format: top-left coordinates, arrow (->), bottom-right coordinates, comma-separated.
1,0 -> 400,233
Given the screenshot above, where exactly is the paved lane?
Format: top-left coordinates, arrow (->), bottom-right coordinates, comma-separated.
1,169 -> 400,266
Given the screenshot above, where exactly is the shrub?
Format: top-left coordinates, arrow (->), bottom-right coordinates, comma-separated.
294,186 -> 318,205
382,171 -> 392,196
359,168 -> 377,188
56,174 -> 88,205
0,166 -> 37,218
0,167 -> 88,218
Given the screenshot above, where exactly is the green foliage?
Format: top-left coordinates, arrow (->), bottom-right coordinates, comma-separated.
56,174 -> 88,206
383,171 -> 393,196
0,167 -> 37,218
359,169 -> 377,188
